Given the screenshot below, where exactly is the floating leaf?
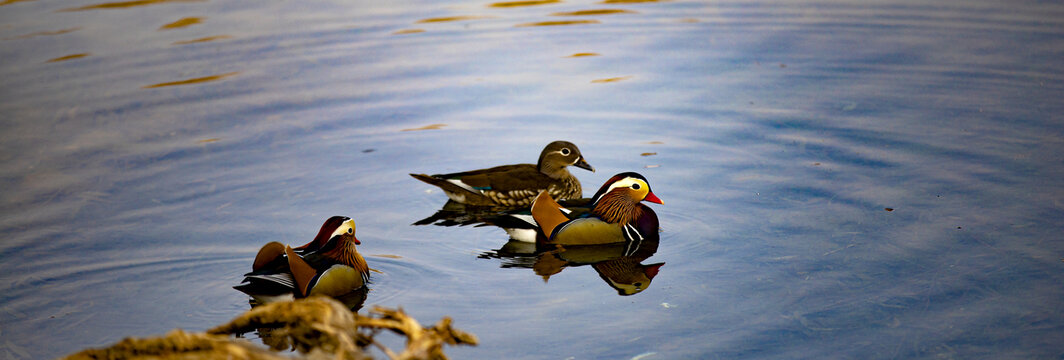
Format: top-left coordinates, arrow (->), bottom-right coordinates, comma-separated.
46,53 -> 90,63
566,52 -> 600,57
142,72 -> 239,88
159,17 -> 203,30
416,15 -> 492,23
591,75 -> 632,83
401,124 -> 447,131
640,152 -> 657,156
60,0 -> 204,11
0,0 -> 36,5
393,28 -> 426,35
489,0 -> 559,7
7,27 -> 80,40
551,9 -> 635,16
516,20 -> 600,27
172,35 -> 232,45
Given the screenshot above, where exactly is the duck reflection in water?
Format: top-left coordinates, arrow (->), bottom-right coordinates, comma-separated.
484,236 -> 665,295
232,216 -> 371,349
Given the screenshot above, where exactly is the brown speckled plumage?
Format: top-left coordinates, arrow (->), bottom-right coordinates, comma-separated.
411,141 -> 594,208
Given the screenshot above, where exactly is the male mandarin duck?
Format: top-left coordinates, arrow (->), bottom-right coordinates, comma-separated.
532,172 -> 663,246
234,216 -> 370,303
410,140 -> 594,207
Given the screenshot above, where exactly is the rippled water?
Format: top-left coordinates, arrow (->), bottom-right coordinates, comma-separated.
2,0 -> 1064,359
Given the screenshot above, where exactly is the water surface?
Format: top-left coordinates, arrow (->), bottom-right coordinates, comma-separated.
2,0 -> 1063,359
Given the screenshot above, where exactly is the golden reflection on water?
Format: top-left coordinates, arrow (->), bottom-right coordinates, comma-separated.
158,17 -> 203,30
46,53 -> 90,63
172,35 -> 231,45
142,71 -> 239,88
416,15 -> 493,23
0,0 -> 35,6
567,52 -> 600,57
401,124 -> 447,131
393,29 -> 426,35
5,27 -> 80,40
488,0 -> 559,8
591,76 -> 632,83
515,20 -> 599,27
60,0 -> 204,12
551,9 -> 635,16
600,0 -> 665,3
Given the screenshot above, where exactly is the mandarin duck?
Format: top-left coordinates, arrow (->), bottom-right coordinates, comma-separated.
410,140 -> 594,208
234,216 -> 370,304
532,172 -> 663,246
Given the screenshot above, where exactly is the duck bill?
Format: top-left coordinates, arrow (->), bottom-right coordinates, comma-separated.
644,191 -> 663,204
645,262 -> 665,279
573,157 -> 595,172
351,235 -> 361,245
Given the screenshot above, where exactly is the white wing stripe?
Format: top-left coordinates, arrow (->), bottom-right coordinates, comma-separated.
246,273 -> 295,289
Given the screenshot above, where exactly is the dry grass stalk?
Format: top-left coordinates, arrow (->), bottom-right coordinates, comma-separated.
62,297 -> 475,360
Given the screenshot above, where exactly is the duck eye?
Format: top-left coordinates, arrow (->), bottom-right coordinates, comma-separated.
560,148 -> 571,156
347,228 -> 354,234
632,183 -> 641,190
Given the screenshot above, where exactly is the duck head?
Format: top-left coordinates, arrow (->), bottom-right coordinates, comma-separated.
295,216 -> 359,252
588,172 -> 663,221
538,140 -> 594,177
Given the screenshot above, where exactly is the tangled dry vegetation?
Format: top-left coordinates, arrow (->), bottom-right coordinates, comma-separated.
62,296 -> 477,360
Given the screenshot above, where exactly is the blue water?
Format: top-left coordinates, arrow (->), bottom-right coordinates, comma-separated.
2,0 -> 1063,359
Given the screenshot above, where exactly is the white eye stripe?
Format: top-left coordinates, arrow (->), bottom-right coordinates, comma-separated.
331,220 -> 356,237
604,177 -> 645,194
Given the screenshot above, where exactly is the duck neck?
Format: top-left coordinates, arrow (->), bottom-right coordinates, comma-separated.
592,192 -> 642,224
325,240 -> 369,279
538,159 -> 571,180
